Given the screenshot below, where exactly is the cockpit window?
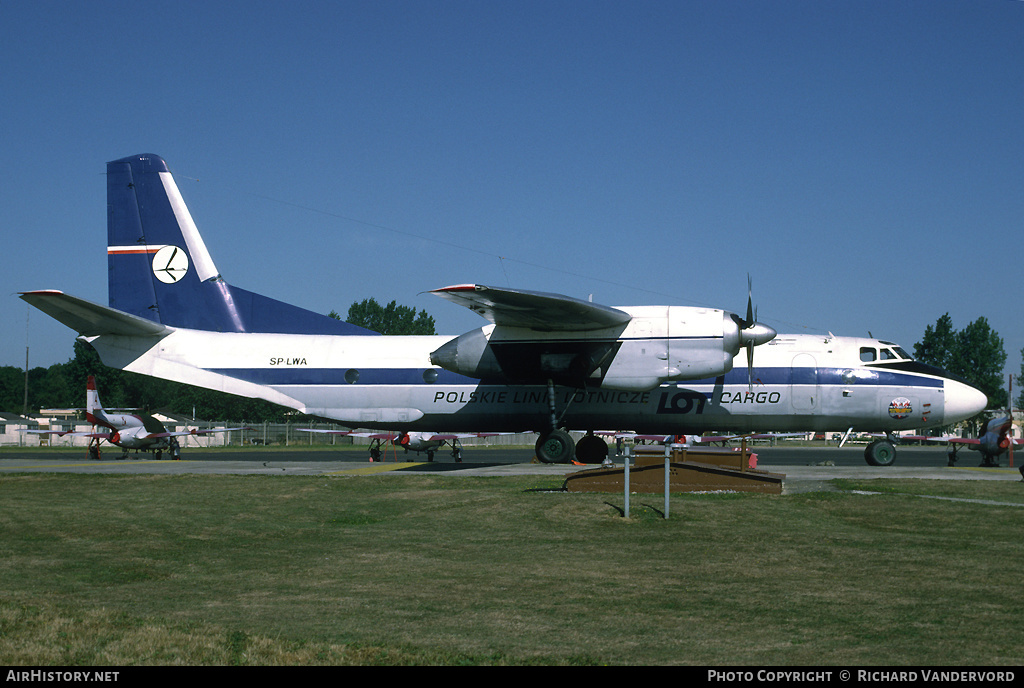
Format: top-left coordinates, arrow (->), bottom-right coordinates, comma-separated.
862,344 -> 913,364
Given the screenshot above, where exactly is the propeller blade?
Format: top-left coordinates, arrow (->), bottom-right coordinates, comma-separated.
745,275 -> 754,329
738,276 -> 775,389
747,342 -> 755,390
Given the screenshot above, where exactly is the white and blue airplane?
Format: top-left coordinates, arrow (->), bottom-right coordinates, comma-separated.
20,154 -> 987,466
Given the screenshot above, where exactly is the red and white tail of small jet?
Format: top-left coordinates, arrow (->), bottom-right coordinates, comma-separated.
25,376 -> 248,460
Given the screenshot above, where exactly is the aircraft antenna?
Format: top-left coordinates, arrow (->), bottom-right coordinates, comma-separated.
499,256 -> 511,287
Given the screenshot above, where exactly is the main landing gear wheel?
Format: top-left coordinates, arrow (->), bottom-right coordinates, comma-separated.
864,439 -> 896,466
535,429 -> 575,464
574,433 -> 609,464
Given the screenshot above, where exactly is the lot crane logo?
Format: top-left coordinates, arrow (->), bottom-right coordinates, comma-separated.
152,245 -> 189,284
888,397 -> 913,420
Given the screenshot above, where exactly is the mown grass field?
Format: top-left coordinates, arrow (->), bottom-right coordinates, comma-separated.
1,470 -> 1022,665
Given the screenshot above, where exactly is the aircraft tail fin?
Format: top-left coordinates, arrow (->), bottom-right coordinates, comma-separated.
85,375 -> 101,422
106,154 -> 375,335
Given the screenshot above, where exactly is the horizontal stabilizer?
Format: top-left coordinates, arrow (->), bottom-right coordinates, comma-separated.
148,426 -> 251,438
20,290 -> 170,337
430,284 -> 631,332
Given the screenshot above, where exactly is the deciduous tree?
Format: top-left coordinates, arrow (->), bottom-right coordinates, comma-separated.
332,298 -> 436,335
914,314 -> 1006,412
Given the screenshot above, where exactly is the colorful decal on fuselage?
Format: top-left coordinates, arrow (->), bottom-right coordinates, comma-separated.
888,397 -> 913,420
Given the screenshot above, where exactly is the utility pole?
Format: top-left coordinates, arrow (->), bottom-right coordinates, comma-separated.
23,306 -> 29,418
1010,374 -> 1015,468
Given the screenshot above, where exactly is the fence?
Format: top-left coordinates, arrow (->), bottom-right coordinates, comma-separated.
240,423 -> 546,448
4,420 -> 545,449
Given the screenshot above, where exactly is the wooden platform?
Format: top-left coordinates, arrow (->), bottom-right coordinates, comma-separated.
563,446 -> 784,495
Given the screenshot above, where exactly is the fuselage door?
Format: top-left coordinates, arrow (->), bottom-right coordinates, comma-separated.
791,353 -> 818,413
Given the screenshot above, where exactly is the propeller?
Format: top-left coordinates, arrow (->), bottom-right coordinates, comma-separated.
730,276 -> 776,390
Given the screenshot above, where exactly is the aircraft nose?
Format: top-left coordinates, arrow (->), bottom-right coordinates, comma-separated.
944,379 -> 988,424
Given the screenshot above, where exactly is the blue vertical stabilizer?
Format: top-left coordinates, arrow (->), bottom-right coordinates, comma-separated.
106,154 -> 376,335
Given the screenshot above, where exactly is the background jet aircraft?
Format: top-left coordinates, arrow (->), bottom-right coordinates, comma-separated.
19,154 -> 988,467
904,416 -> 1021,467
25,375 -> 246,460
299,428 -> 503,462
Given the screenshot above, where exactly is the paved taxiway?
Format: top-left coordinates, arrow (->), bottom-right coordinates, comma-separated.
2,445 -> 1021,494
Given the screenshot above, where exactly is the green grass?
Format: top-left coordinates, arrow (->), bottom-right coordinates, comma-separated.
1,472 -> 1022,665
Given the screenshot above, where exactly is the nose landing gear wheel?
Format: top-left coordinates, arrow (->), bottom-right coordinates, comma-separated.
864,439 -> 896,466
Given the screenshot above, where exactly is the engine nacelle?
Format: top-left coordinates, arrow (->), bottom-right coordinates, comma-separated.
429,325 -> 617,387
428,306 -> 776,392
429,327 -> 504,380
600,308 -> 741,390
599,349 -> 737,390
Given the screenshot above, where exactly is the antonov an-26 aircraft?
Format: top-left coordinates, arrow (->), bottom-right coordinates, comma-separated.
20,154 -> 988,466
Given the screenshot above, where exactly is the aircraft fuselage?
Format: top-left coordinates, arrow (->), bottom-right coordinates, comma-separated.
87,327 -> 976,438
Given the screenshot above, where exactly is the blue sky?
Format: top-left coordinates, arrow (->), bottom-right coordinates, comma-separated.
3,1 -> 1022,392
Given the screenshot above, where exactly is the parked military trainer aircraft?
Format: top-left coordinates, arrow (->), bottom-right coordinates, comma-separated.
299,428 -> 505,462
904,416 -> 1021,467
19,154 -> 987,466
24,375 -> 246,459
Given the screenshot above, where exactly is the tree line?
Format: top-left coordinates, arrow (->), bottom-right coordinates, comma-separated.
2,304 -> 1015,425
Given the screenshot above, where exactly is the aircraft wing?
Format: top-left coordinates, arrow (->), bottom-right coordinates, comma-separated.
902,435 -> 979,445
429,284 -> 631,332
21,429 -> 111,439
905,435 -> 1023,447
598,431 -> 797,444
20,290 -> 170,337
596,432 -> 674,443
297,430 -> 504,441
298,429 -> 383,437
423,433 -> 506,440
147,427 -> 252,438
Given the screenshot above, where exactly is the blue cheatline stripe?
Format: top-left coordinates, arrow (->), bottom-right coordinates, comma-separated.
205,368 -> 480,386
203,366 -> 946,389
676,369 -> 943,389
697,367 -> 944,388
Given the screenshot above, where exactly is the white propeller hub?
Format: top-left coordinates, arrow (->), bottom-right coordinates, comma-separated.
740,322 -> 776,347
